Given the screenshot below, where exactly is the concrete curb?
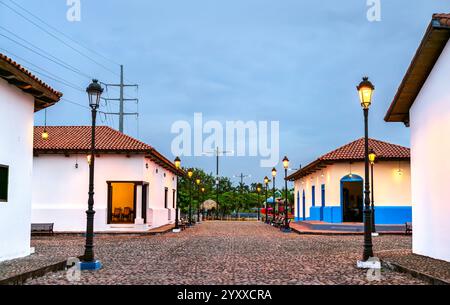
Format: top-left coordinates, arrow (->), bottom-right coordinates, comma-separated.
0,259 -> 68,285
381,260 -> 450,285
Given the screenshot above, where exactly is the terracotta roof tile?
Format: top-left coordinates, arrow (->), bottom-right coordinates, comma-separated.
433,13 -> 450,27
319,138 -> 410,161
34,126 -> 181,175
34,126 -> 152,152
0,53 -> 62,97
287,138 -> 410,181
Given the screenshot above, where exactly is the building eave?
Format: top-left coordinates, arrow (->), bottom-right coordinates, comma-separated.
384,15 -> 450,124
286,157 -> 410,182
0,53 -> 62,111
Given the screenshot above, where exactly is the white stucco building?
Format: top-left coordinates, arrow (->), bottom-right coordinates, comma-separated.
0,53 -> 62,261
32,126 -> 181,232
287,138 -> 411,225
385,14 -> 450,262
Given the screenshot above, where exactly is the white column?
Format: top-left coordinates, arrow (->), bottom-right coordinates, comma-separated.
135,185 -> 144,225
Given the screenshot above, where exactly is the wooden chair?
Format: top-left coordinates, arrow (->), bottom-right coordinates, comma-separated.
122,207 -> 133,222
112,208 -> 122,222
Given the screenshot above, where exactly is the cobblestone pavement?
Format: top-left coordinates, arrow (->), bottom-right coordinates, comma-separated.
24,222 -> 426,285
378,249 -> 450,283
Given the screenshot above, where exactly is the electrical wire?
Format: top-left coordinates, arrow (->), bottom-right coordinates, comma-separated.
6,0 -> 121,67
0,0 -> 121,78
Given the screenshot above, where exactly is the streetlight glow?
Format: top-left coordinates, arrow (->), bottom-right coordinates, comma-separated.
357,77 -> 375,109
282,156 -> 289,169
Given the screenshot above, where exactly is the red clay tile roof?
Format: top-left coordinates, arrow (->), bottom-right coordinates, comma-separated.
0,53 -> 62,111
320,138 -> 410,161
34,126 -> 152,152
34,126 -> 180,174
433,13 -> 450,26
385,13 -> 450,123
286,138 -> 410,181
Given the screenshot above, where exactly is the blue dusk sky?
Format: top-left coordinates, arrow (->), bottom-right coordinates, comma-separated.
1,0 -> 449,187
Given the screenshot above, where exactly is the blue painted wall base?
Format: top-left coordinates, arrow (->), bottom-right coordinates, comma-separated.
79,260 -> 102,271
306,206 -> 412,224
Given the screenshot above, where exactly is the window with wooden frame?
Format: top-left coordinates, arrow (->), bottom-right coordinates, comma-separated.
0,165 -> 9,202
164,187 -> 168,209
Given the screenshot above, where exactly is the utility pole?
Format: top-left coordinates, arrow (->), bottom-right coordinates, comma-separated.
233,173 -> 251,219
101,65 -> 139,133
203,146 -> 233,219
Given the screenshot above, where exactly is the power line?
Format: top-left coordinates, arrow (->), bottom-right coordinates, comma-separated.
0,29 -> 93,80
0,0 -> 120,78
7,0 -> 121,67
0,47 -> 86,93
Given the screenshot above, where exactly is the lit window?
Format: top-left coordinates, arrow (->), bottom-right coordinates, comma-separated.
0,165 -> 9,202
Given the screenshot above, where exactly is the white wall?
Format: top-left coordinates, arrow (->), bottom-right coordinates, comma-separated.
0,79 -> 35,261
32,154 -> 177,231
143,158 -> 177,228
410,40 -> 450,262
293,161 -> 411,219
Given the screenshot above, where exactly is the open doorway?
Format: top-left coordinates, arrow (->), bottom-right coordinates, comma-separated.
341,175 -> 363,222
108,182 -> 136,224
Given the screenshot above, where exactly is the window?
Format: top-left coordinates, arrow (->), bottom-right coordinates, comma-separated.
311,185 -> 315,207
172,189 -> 176,208
164,187 -> 168,209
321,184 -> 326,207
0,165 -> 8,202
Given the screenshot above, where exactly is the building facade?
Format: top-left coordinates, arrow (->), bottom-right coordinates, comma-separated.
32,126 -> 180,232
385,14 -> 450,262
287,138 -> 411,225
0,54 -> 61,261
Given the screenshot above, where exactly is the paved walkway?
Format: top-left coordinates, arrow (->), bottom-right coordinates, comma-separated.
378,249 -> 450,284
19,221 -> 427,285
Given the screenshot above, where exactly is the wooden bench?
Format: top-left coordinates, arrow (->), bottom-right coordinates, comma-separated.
405,222 -> 412,235
31,223 -> 54,235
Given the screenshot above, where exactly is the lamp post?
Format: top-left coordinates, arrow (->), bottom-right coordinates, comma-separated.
271,168 -> 277,223
282,156 -> 291,232
357,76 -> 375,263
81,79 -> 103,270
264,176 -> 269,224
174,157 -> 181,231
196,178 -> 201,223
369,149 -> 377,234
201,187 -> 205,221
256,184 -> 262,221
187,168 -> 194,225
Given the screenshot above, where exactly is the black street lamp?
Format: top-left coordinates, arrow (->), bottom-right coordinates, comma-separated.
174,157 -> 181,231
196,178 -> 201,223
256,184 -> 262,221
187,168 -> 194,225
81,79 -> 103,270
271,167 -> 277,224
264,176 -> 269,224
201,187 -> 206,221
282,156 -> 291,232
357,76 -> 375,262
369,149 -> 377,233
